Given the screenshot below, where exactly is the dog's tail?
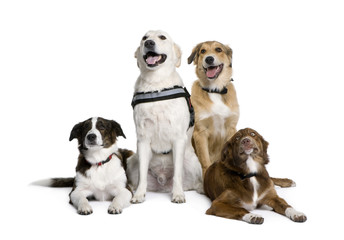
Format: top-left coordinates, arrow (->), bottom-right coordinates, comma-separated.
31,178 -> 74,188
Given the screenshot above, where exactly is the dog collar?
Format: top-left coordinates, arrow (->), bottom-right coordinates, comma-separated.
131,86 -> 194,128
201,78 -> 234,94
95,153 -> 114,167
228,169 -> 257,180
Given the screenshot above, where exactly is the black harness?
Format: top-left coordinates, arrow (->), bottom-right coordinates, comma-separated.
131,86 -> 194,128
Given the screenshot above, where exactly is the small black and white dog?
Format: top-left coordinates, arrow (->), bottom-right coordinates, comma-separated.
34,117 -> 133,215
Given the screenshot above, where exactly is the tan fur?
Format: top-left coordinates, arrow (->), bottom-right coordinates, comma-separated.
189,41 -> 239,175
189,41 -> 296,189
204,128 -> 307,224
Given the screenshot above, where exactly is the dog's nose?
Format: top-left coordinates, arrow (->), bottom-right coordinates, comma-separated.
87,134 -> 97,142
205,56 -> 214,65
241,138 -> 251,145
144,40 -> 155,49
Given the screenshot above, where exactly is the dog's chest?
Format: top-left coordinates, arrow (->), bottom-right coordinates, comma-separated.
78,159 -> 126,201
134,98 -> 189,141
199,94 -> 232,137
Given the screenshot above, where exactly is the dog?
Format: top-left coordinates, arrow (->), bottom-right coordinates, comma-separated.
34,117 -> 133,215
188,41 -> 295,188
188,41 -> 239,176
127,30 -> 203,204
204,128 -> 307,224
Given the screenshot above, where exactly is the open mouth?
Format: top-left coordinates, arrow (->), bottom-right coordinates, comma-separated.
143,52 -> 167,67
203,64 -> 223,79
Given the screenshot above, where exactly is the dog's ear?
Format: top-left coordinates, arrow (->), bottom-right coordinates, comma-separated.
69,122 -> 83,142
224,45 -> 233,67
134,47 -> 140,68
174,43 -> 182,68
221,141 -> 237,169
111,120 -> 126,139
261,136 -> 270,164
187,43 -> 202,65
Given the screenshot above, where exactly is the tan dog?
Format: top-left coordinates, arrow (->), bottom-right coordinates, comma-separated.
188,41 -> 295,188
204,128 -> 307,224
188,41 -> 239,175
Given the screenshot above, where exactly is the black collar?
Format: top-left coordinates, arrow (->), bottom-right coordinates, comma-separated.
228,169 -> 257,180
201,78 -> 234,94
95,153 -> 114,167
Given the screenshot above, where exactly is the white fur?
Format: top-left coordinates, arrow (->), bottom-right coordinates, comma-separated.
285,207 -> 307,221
129,30 -> 203,203
70,145 -> 131,214
84,117 -> 103,150
242,213 -> 263,223
246,155 -> 259,173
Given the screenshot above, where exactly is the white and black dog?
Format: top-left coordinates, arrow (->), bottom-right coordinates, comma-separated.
34,117 -> 133,215
127,30 -> 203,204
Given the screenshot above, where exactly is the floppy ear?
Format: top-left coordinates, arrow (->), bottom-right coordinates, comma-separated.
221,141 -> 237,169
224,45 -> 233,67
174,43 -> 182,68
69,122 -> 83,142
187,43 -> 202,65
111,120 -> 126,139
261,137 -> 270,164
134,47 -> 140,68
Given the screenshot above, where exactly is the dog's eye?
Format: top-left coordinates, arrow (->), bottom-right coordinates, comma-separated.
235,136 -> 240,141
98,124 -> 105,131
142,36 -> 148,41
250,132 -> 256,137
200,49 -> 206,54
215,47 -> 222,52
159,35 -> 166,40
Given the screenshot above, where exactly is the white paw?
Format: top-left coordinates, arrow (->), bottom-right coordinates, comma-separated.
131,192 -> 145,204
242,213 -> 264,224
172,193 -> 186,203
108,204 -> 123,214
77,202 -> 93,215
285,208 -> 307,222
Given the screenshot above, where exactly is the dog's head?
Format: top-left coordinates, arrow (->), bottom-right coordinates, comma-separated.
188,41 -> 232,88
69,117 -> 126,151
135,30 -> 181,71
221,128 -> 269,173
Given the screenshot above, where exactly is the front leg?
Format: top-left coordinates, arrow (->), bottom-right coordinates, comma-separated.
131,140 -> 152,204
171,136 -> 187,203
192,129 -> 211,176
69,188 -> 93,215
262,193 -> 307,222
108,187 -> 132,214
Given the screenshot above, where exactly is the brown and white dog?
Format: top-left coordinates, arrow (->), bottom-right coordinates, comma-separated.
188,41 -> 239,175
188,41 -> 295,188
204,128 -> 307,224
34,117 -> 134,215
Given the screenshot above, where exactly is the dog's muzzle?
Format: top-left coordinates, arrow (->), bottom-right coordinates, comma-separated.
143,51 -> 167,67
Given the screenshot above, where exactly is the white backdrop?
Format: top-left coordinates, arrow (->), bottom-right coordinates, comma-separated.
1,0 -> 343,239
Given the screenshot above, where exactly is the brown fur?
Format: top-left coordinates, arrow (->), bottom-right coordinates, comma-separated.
188,41 -> 239,175
189,41 -> 295,188
204,128 -> 307,224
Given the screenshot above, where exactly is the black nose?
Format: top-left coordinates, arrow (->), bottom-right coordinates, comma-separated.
205,56 -> 214,65
87,134 -> 97,142
144,40 -> 155,49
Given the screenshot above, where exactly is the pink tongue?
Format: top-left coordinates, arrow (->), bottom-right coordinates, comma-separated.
146,56 -> 160,65
206,67 -> 218,78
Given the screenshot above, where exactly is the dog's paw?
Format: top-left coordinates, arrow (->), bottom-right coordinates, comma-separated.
172,193 -> 186,204
131,193 -> 145,204
108,204 -> 123,215
286,208 -> 307,222
242,213 -> 264,224
77,203 -> 93,215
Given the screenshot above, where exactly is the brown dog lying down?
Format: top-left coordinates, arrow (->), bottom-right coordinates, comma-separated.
204,128 -> 307,224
